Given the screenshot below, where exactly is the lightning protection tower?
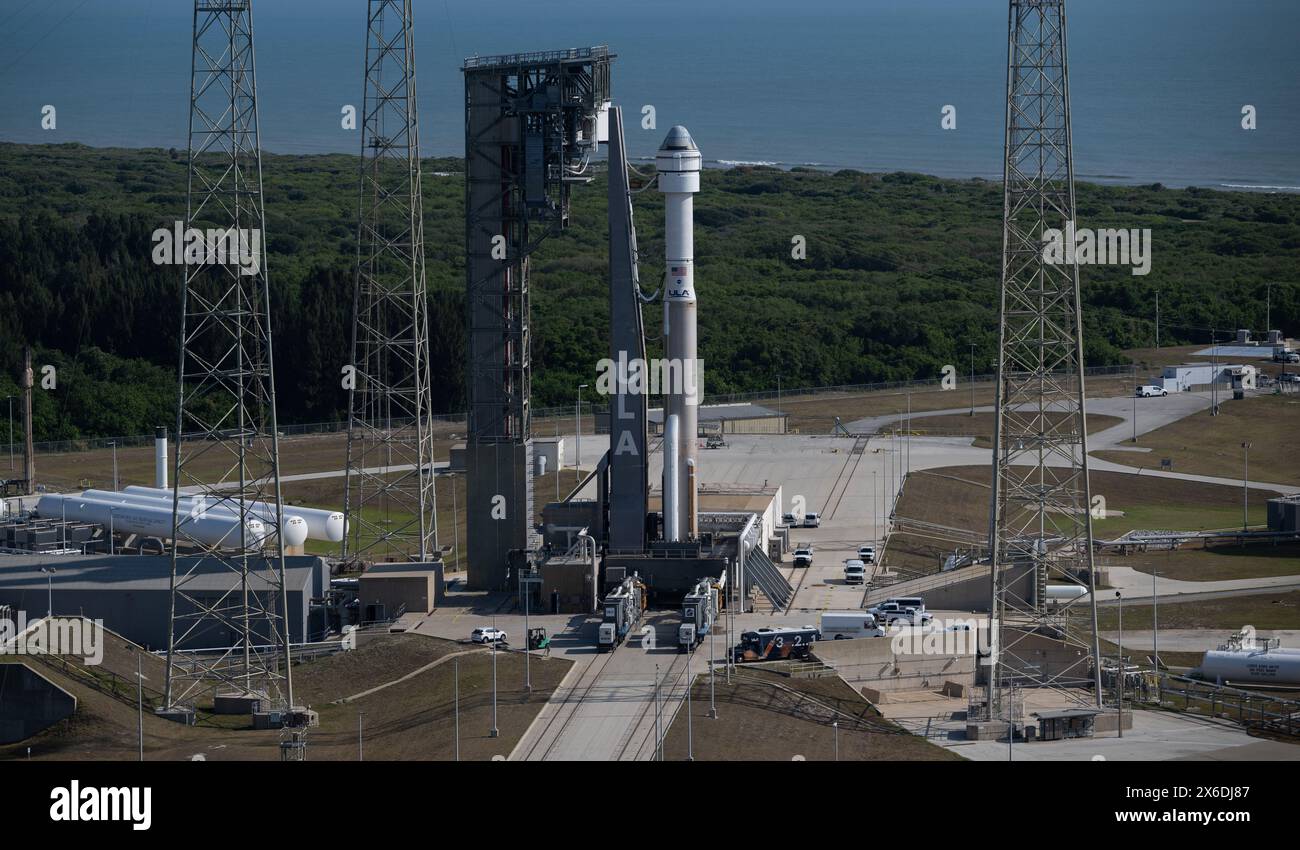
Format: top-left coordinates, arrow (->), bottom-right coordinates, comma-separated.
985,0 -> 1103,720
164,0 -> 294,719
342,0 -> 438,564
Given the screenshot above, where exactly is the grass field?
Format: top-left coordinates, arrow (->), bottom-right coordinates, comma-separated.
1119,542 -> 1300,582
659,666 -> 962,761
1092,394 -> 1300,486
903,411 -> 1122,447
777,374 -> 1137,434
886,464 -> 1283,575
1095,591 -> 1300,632
0,632 -> 567,761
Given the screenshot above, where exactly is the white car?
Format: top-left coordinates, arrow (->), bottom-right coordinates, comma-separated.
857,544 -> 876,563
804,512 -> 821,528
471,627 -> 507,644
793,546 -> 814,567
1135,385 -> 1167,398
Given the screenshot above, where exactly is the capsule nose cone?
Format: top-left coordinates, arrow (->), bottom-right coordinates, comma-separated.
658,125 -> 697,153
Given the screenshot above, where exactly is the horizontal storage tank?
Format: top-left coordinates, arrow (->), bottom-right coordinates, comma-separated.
37,494 -> 267,550
1045,585 -> 1088,601
123,485 -> 343,542
1200,649 -> 1300,686
78,489 -> 308,548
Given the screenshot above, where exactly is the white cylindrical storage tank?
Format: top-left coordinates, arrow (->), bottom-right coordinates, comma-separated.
1045,585 -> 1088,601
122,485 -> 343,542
39,494 -> 266,549
154,427 -> 168,490
78,489 -> 308,548
1200,649 -> 1300,686
663,414 -> 680,542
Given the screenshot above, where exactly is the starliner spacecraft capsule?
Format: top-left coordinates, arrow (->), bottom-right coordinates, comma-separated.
657,125 -> 701,541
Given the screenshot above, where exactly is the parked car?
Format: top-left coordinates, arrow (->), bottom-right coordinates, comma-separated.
793,546 -> 814,567
843,559 -> 866,584
782,512 -> 798,526
868,602 -> 933,626
471,626 -> 507,644
804,512 -> 821,528
1279,373 -> 1300,384
857,544 -> 876,564
1272,348 -> 1299,363
1135,385 -> 1167,398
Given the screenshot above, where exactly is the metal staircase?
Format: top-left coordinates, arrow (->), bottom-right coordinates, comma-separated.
746,546 -> 794,610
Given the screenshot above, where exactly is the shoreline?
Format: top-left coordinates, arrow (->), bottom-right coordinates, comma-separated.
2,139 -> 1297,195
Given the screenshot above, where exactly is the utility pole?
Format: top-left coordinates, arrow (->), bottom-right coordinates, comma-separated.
454,657 -> 460,761
969,343 -> 976,416
22,347 -> 34,493
358,711 -> 364,760
1154,289 -> 1160,349
109,441 -> 118,491
1241,442 -> 1252,531
654,663 -> 662,761
5,394 -> 13,472
489,629 -> 499,737
1116,591 -> 1124,738
576,383 -> 588,485
1151,568 -> 1159,677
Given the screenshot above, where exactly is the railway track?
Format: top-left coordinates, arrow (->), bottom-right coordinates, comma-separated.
613,649 -> 692,761
517,646 -> 620,761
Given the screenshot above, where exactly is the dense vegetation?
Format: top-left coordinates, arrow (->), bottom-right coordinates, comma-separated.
0,142 -> 1296,441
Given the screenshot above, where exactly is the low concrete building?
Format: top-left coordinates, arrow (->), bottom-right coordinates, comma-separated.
0,553 -> 328,650
357,561 -> 444,620
647,402 -> 788,435
532,437 -> 565,476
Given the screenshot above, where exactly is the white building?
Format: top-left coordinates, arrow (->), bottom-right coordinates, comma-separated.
1156,363 -> 1256,393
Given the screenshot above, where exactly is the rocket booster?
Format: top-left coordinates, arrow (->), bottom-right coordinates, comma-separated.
657,126 -> 701,540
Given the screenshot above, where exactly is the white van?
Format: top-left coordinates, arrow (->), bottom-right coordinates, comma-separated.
820,611 -> 885,640
843,559 -> 866,584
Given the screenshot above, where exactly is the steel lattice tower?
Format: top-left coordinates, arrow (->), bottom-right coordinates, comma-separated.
985,0 -> 1103,716
343,0 -> 438,564
164,0 -> 294,716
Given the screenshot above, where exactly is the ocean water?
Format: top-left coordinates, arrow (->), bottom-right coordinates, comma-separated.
0,0 -> 1297,189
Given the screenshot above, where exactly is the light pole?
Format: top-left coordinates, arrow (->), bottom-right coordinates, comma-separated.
832,720 -> 839,761
454,657 -> 460,761
522,567 -> 532,693
358,711 -> 364,761
709,604 -> 717,718
108,508 -> 115,556
1154,289 -> 1160,349
5,395 -> 13,471
451,472 -> 459,572
133,649 -> 145,761
575,383 -> 588,484
1241,441 -> 1252,531
776,374 -> 782,431
40,567 -> 55,617
969,343 -> 976,416
654,663 -> 662,761
109,440 -> 118,491
489,629 -> 499,738
1131,391 -> 1137,443
686,648 -> 694,761
1151,568 -> 1159,678
1115,590 -> 1124,739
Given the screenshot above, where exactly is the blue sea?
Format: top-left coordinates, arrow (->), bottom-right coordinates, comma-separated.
0,0 -> 1297,189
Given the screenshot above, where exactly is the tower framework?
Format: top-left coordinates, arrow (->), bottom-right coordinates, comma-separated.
165,0 -> 293,714
343,0 -> 438,564
985,0 -> 1103,716
462,48 -> 612,589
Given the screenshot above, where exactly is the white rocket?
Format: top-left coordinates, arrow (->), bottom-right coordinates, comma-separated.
658,125 -> 701,541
